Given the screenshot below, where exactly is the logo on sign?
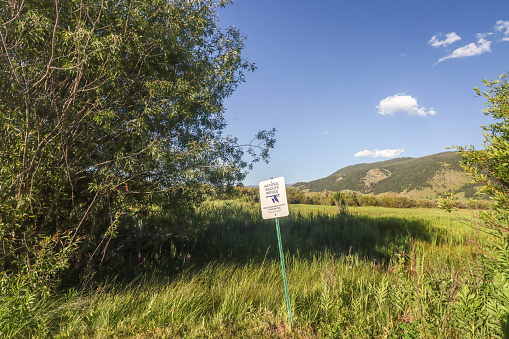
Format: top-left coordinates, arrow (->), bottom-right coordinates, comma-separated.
267,194 -> 280,203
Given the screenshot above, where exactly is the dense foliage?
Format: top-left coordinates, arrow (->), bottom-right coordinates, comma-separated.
0,0 -> 274,288
452,74 -> 509,235
438,71 -> 509,337
228,187 -> 487,209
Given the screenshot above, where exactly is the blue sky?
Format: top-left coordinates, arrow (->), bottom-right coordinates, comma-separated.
217,0 -> 509,185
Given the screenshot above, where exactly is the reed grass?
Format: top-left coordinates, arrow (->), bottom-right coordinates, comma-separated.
1,201 -> 500,338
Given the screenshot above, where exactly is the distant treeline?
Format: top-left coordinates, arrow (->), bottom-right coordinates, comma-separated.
226,186 -> 490,210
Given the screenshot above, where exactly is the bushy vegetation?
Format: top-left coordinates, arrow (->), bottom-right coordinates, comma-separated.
230,186 -> 489,210
0,0 -> 274,296
438,71 -> 509,338
450,73 -> 509,236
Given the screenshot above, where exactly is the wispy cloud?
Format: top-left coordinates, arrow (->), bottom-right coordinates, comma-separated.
495,20 -> 509,41
428,32 -> 461,47
476,32 -> 494,39
431,20 -> 509,64
354,148 -> 405,158
377,94 -> 436,117
436,38 -> 491,64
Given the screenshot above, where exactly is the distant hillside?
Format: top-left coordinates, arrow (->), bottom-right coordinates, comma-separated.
292,152 -> 485,200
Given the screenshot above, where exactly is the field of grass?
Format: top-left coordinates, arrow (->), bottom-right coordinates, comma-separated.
1,201 -> 503,338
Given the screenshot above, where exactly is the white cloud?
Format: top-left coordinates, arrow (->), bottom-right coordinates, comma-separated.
428,32 -> 461,47
354,148 -> 405,158
495,20 -> 509,41
377,94 -> 436,117
436,38 -> 491,64
431,20 -> 509,64
477,32 -> 493,39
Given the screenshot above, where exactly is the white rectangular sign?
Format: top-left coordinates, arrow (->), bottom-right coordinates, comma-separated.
259,177 -> 289,219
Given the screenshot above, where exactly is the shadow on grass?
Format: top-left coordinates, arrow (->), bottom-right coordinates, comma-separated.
87,202 -> 456,282
190,209 -> 439,266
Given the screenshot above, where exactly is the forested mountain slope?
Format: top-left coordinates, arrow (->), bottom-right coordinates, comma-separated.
292,152 -> 484,200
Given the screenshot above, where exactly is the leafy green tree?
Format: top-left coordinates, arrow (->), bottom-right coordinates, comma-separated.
440,72 -> 509,337
0,0 -> 274,286
332,191 -> 349,214
287,188 -> 308,204
446,74 -> 509,235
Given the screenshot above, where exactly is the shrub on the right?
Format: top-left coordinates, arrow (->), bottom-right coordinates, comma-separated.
442,72 -> 509,337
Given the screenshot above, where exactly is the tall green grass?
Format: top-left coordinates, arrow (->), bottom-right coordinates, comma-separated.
1,254 -> 490,338
0,201 -> 501,338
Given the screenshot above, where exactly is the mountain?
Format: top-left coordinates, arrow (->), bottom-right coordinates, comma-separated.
292,152 -> 485,200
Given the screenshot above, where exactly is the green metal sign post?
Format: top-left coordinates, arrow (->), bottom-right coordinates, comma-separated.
259,177 -> 292,330
275,217 -> 293,330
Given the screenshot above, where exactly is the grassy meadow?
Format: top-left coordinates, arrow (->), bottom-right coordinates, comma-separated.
2,201 -> 502,338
